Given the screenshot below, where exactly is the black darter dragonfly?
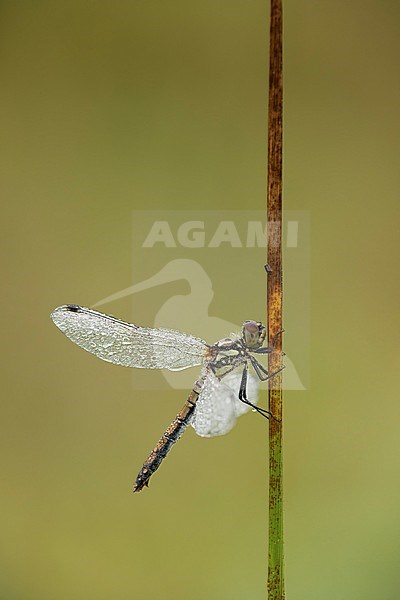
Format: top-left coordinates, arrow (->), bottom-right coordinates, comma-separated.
51,304 -> 283,492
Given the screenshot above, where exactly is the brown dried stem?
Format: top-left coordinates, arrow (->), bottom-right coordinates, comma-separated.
266,0 -> 285,599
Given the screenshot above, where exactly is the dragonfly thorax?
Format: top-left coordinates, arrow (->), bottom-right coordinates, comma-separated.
242,320 -> 266,349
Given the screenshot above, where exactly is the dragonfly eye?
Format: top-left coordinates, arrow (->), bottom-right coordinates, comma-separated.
242,321 -> 266,349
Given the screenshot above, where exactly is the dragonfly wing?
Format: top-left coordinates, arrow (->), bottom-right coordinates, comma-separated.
51,305 -> 206,370
191,371 -> 259,437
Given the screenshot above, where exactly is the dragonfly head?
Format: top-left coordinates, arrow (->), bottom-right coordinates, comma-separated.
242,320 -> 266,349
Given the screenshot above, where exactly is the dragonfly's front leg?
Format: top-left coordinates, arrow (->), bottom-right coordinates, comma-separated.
252,347 -> 273,355
252,329 -> 285,355
249,355 -> 285,382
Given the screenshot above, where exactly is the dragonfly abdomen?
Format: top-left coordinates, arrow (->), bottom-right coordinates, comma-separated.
133,388 -> 199,492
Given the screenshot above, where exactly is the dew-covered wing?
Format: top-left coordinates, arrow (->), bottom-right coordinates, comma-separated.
191,371 -> 258,437
51,305 -> 206,370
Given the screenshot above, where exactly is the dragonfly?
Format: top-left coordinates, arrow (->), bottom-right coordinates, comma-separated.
51,304 -> 283,492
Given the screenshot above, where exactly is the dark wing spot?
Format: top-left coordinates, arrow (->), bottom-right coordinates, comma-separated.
66,304 -> 81,312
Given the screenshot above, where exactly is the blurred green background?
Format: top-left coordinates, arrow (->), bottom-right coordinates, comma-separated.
1,1 -> 400,599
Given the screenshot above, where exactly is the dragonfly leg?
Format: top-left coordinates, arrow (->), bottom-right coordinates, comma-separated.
237,365 -> 277,420
252,346 -> 273,355
253,329 -> 284,355
249,359 -> 284,424
250,355 -> 285,382
238,363 -> 248,400
270,328 -> 285,348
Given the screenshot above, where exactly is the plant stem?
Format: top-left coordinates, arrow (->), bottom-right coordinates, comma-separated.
266,1 -> 284,599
